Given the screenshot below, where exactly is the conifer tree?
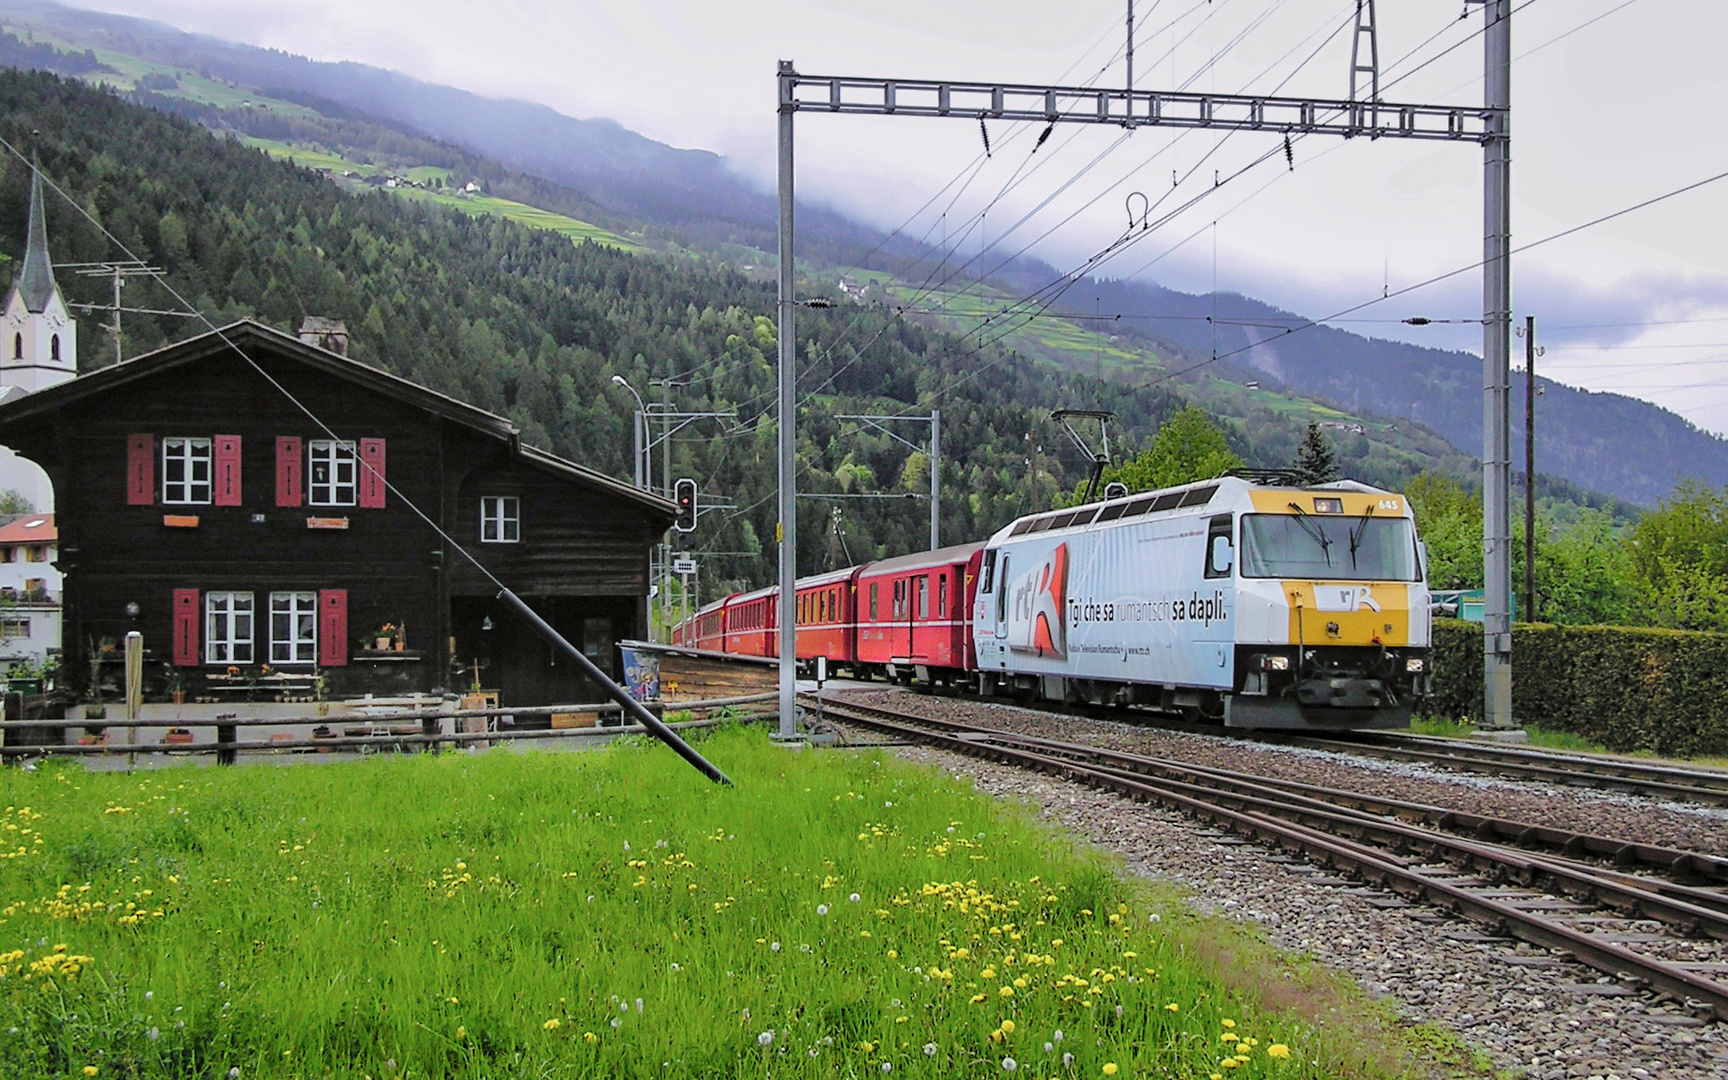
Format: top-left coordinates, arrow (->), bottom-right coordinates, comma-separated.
1292,421 -> 1340,485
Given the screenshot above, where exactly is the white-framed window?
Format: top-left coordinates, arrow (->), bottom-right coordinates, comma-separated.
162,437 -> 212,504
308,440 -> 358,506
269,591 -> 317,665
0,617 -> 29,639
481,495 -> 520,543
205,592 -> 254,664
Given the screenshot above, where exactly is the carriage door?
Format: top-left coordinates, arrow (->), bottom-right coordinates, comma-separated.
989,553 -> 1010,668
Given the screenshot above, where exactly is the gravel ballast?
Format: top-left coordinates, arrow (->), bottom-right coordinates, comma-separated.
828,689 -> 1728,1080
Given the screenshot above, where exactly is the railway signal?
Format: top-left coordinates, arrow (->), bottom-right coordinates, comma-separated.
673,477 -> 697,533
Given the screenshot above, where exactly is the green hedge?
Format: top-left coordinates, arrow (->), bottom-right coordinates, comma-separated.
1424,618 -> 1728,757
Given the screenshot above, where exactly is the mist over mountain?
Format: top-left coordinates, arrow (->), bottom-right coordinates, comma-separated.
1,0 -> 1722,507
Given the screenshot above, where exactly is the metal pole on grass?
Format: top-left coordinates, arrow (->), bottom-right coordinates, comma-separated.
494,588 -> 732,785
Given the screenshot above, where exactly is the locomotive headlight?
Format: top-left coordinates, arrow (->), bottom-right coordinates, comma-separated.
1405,657 -> 1426,673
1257,654 -> 1290,671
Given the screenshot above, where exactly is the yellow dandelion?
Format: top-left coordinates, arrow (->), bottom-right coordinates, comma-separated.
982,967 -> 997,979
83,1069 -> 98,1077
1000,1019 -> 1015,1034
1221,1019 -> 1236,1029
1165,1003 -> 1179,1012
970,993 -> 987,1004
999,986 -> 1015,997
1267,1045 -> 1291,1060
583,1032 -> 598,1044
543,1018 -> 562,1031
1103,1065 -> 1119,1077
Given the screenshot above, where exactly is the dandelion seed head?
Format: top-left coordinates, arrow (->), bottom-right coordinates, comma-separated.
757,1031 -> 774,1047
1001,1057 -> 1017,1072
816,904 -> 829,916
635,998 -> 644,1014
1053,1030 -> 1063,1042
923,1042 -> 938,1057
1044,1043 -> 1053,1053
610,1018 -> 621,1029
882,1063 -> 893,1073
1063,1053 -> 1075,1067
849,893 -> 861,903
771,941 -> 781,952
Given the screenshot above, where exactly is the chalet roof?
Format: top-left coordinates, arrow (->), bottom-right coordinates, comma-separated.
11,168 -> 57,314
0,513 -> 54,544
0,319 -> 677,519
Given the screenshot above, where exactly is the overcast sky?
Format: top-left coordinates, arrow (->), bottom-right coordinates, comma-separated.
75,0 -> 1728,434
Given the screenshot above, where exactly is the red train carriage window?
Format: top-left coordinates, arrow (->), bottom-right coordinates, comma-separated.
916,575 -> 929,619
892,580 -> 905,619
938,574 -> 949,618
821,591 -> 829,623
870,582 -> 879,621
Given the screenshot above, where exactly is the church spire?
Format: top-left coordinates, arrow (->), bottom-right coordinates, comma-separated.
15,165 -> 55,314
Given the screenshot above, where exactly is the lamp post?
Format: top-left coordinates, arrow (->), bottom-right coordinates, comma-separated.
609,375 -> 649,491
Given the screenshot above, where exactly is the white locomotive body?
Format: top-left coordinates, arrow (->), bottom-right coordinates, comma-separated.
972,475 -> 1431,729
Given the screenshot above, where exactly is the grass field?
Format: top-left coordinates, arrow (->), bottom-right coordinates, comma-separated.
0,728 -> 1438,1079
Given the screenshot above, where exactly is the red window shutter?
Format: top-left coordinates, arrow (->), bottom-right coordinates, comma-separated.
358,438 -> 386,508
213,435 -> 242,506
172,588 -> 199,666
318,589 -> 348,667
126,434 -> 154,505
275,437 -> 303,507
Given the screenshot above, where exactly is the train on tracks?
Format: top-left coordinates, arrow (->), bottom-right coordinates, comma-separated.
672,473 -> 1433,730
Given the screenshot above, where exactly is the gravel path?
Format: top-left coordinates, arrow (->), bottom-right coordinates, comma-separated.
826,689 -> 1728,1080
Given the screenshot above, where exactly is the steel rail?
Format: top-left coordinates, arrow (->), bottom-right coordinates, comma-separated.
1282,732 -> 1728,806
812,697 -> 1728,1017
987,729 -> 1728,891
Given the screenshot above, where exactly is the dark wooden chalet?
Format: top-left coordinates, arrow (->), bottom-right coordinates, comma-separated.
0,319 -> 676,710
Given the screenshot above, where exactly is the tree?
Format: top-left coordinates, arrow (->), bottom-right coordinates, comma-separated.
0,489 -> 30,515
1291,422 -> 1339,485
1100,405 -> 1242,494
1405,472 -> 1482,592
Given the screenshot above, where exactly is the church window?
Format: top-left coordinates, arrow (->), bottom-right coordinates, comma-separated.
11,333 -> 19,359
49,335 -> 58,362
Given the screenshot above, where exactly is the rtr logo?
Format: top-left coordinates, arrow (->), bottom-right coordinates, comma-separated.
1313,585 -> 1381,613
1007,543 -> 1068,659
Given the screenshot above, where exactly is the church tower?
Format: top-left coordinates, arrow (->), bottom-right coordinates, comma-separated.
1,165 -> 76,394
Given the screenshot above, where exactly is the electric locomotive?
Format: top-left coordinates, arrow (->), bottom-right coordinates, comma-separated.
973,473 -> 1430,728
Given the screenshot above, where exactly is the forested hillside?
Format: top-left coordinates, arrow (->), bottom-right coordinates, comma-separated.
0,69 -> 1214,594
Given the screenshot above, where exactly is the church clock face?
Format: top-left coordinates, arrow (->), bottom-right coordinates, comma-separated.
44,308 -> 65,330
4,308 -> 21,329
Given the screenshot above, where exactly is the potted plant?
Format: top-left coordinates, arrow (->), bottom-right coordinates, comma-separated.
166,669 -> 186,705
374,622 -> 397,651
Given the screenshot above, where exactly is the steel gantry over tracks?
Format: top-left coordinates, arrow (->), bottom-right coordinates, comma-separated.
774,2 -> 1518,737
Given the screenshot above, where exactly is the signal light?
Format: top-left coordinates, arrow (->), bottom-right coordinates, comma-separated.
674,478 -> 697,533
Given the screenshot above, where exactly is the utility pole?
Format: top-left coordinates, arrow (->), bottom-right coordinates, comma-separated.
64,261 -> 197,364
1480,0 -> 1515,732
1524,314 -> 1537,624
777,59 -> 799,742
775,6 -> 1501,737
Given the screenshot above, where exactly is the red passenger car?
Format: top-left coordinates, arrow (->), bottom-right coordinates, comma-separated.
793,565 -> 864,670
854,542 -> 983,685
722,586 -> 777,658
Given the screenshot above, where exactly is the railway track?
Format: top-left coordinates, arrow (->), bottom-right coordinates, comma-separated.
807,693 -> 1728,1020
1284,731 -> 1728,807
1027,695 -> 1728,807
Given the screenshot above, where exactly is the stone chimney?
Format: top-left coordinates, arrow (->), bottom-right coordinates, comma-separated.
298,316 -> 349,357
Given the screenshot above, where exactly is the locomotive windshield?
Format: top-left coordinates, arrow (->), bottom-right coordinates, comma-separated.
1239,513 -> 1419,581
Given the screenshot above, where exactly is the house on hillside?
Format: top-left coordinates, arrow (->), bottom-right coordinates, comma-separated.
0,512 -> 59,675
0,319 -> 676,713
